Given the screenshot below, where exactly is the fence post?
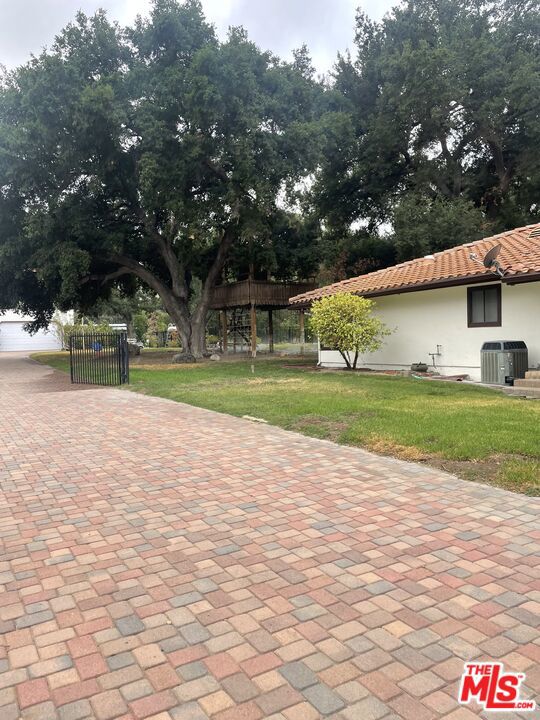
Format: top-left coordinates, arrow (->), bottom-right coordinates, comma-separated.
69,336 -> 74,383
221,310 -> 228,354
299,309 -> 305,356
121,333 -> 129,384
250,304 -> 257,358
268,309 -> 274,354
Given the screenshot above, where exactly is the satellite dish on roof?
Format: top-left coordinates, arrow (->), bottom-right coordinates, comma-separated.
483,244 -> 501,268
469,243 -> 506,278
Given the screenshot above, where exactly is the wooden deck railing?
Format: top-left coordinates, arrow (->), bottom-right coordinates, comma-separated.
209,280 -> 317,310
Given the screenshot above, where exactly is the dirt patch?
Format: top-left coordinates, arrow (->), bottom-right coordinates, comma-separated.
246,377 -> 304,386
132,363 -> 199,370
314,367 -> 405,376
292,416 -> 352,442
292,426 -> 528,487
425,454 -> 539,494
364,442 -> 537,492
291,414 -> 368,442
282,364 -> 320,371
426,456 -> 505,483
365,438 -> 429,462
130,351 -> 181,366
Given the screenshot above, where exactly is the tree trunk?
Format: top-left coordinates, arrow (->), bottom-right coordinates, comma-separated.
108,221 -> 238,360
339,350 -> 352,370
169,223 -> 236,359
189,317 -> 207,358
167,302 -> 207,359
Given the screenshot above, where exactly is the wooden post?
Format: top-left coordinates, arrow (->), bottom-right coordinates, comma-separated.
250,303 -> 257,358
299,308 -> 305,356
268,309 -> 274,354
220,310 -> 228,354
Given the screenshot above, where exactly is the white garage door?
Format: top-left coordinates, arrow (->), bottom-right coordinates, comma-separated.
0,322 -> 61,352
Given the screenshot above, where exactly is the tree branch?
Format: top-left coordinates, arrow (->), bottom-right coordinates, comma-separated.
339,349 -> 352,369
135,208 -> 188,299
204,158 -> 230,183
453,129 -> 477,159
432,172 -> 453,198
438,134 -> 452,164
81,268 -> 132,286
192,215 -> 239,326
481,130 -> 513,194
155,233 -> 188,299
108,254 -> 175,303
437,134 -> 464,196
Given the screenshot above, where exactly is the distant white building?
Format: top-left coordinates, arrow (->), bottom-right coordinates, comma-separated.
0,310 -> 70,352
290,223 -> 540,382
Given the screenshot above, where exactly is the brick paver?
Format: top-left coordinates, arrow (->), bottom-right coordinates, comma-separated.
0,354 -> 538,719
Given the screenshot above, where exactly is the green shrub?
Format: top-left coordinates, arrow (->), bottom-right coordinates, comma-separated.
309,293 -> 391,369
52,320 -> 117,350
133,312 -> 149,343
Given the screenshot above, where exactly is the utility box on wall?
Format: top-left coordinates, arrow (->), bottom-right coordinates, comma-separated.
481,341 -> 528,385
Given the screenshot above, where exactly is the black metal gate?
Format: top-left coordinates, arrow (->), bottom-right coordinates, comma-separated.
69,332 -> 129,386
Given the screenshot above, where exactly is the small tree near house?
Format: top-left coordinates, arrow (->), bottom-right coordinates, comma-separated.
310,293 -> 390,370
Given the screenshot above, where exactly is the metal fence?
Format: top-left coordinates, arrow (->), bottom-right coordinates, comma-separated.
69,332 -> 129,386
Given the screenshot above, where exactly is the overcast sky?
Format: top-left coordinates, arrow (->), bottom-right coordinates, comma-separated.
0,0 -> 395,73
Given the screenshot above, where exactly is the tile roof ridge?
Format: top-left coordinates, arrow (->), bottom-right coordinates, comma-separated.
480,222 -> 539,241
289,222 -> 540,304
359,223 -> 540,273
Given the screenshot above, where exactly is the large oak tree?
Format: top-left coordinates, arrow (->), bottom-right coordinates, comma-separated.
315,0 -> 540,262
0,0 -> 321,356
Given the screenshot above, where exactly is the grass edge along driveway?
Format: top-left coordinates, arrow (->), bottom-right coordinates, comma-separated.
32,351 -> 540,496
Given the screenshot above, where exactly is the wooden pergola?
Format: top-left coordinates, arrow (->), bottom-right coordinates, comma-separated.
209,279 -> 317,357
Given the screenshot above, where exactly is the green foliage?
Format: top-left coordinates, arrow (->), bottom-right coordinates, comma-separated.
393,194 -> 485,260
0,0 -> 322,356
86,288 -> 163,331
145,310 -> 170,347
320,229 -> 396,283
147,311 -> 170,334
52,320 -> 115,349
224,210 -> 321,283
315,0 -> 540,264
2,0 -> 538,305
133,312 -> 149,343
309,293 -> 391,369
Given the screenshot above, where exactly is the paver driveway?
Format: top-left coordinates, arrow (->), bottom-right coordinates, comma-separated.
0,354 -> 538,720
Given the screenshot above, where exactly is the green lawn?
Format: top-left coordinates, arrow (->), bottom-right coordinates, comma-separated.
32,351 -> 540,495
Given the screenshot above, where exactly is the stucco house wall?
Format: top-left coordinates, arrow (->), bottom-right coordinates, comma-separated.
319,280 -> 540,381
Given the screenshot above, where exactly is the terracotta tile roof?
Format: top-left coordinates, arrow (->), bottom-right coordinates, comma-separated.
290,223 -> 540,305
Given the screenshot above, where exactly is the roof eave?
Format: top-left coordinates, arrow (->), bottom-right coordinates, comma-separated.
290,272 -> 499,306
290,267 -> 540,307
503,271 -> 540,285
